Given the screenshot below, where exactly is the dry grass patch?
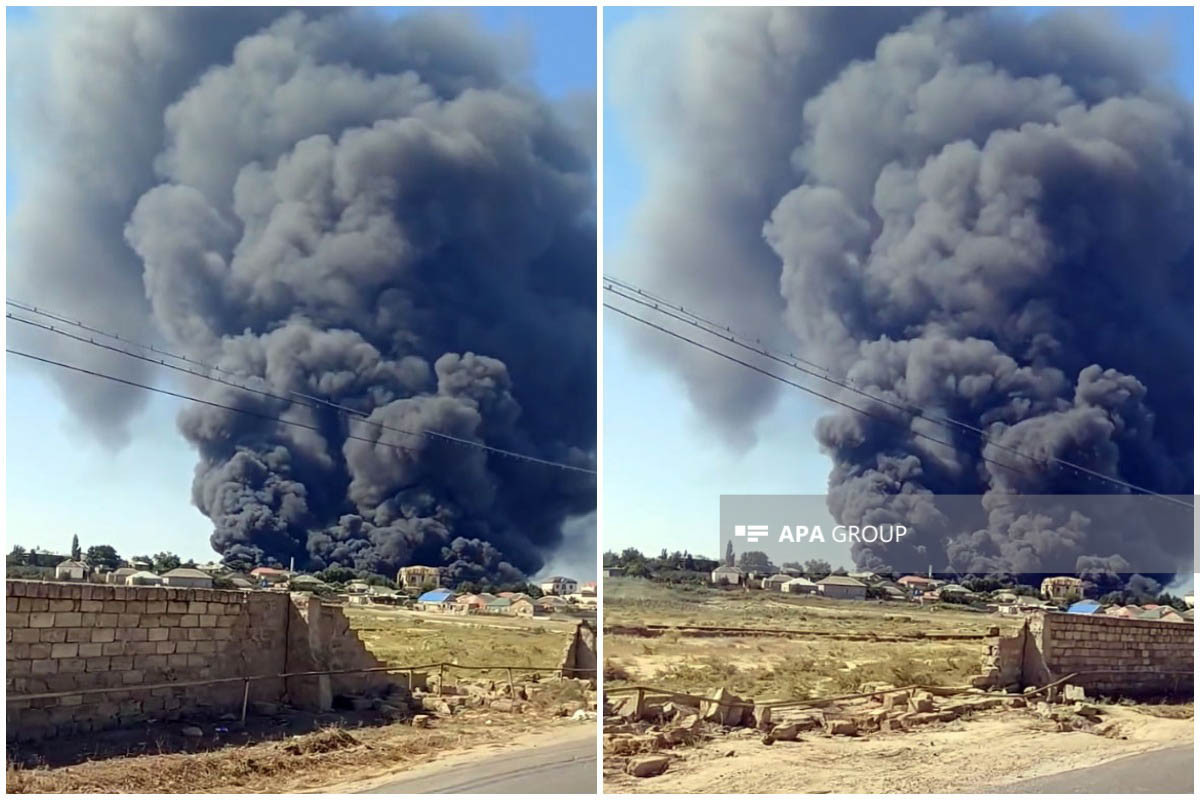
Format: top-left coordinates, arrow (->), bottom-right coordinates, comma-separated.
345,607 -> 574,677
6,714 -> 540,794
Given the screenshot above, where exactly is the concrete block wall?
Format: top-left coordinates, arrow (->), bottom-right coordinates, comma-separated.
6,580 -> 396,741
1028,611 -> 1192,696
980,611 -> 1192,697
560,619 -> 597,680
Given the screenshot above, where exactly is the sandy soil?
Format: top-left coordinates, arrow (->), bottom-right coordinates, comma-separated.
603,706 -> 1193,794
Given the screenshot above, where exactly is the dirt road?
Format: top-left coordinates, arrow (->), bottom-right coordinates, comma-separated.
603,706 -> 1193,794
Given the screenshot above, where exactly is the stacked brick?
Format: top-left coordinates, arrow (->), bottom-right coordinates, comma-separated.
973,611 -> 1192,697
975,628 -> 1026,689
1031,612 -> 1192,696
6,580 -> 256,740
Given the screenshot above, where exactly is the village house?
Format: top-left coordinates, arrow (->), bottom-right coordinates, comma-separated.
125,570 -> 163,586
1040,575 -> 1084,603
897,575 -> 935,590
160,567 -> 214,589
250,566 -> 290,585
710,565 -> 743,585
538,576 -> 578,596
535,595 -> 568,613
1067,599 -> 1104,615
511,596 -> 539,617
106,567 -> 139,585
455,593 -> 491,611
848,570 -> 880,584
762,573 -> 792,591
398,565 -> 441,590
346,580 -> 371,594
817,575 -> 867,600
782,576 -> 817,594
603,566 -> 625,578
287,574 -> 329,593
54,559 -> 90,581
485,596 -> 513,615
415,588 -> 456,612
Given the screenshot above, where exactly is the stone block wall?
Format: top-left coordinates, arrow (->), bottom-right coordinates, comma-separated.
6,580 -> 397,741
979,611 -> 1192,697
1027,611 -> 1192,696
560,619 -> 597,680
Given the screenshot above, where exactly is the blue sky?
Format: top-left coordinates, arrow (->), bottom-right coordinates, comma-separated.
5,6 -> 596,565
601,6 -> 1195,567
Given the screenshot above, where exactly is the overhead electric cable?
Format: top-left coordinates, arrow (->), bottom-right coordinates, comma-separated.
603,292 -> 1191,509
7,302 -> 595,476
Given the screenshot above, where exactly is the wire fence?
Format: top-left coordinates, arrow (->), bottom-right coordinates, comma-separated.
7,661 -> 598,723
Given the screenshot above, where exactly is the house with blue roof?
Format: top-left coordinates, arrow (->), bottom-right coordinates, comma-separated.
416,588 -> 452,606
1067,599 -> 1103,615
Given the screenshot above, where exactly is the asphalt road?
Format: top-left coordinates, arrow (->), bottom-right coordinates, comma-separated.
361,733 -> 596,794
993,745 -> 1193,794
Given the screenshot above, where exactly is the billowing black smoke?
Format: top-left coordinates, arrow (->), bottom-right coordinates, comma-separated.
10,8 -> 596,579
610,8 -> 1192,575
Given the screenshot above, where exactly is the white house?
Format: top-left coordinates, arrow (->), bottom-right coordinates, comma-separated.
817,575 -> 867,600
538,576 -> 578,596
762,573 -> 792,591
126,570 -> 164,586
782,576 -> 817,594
160,567 -> 214,589
710,565 -> 743,585
55,559 -> 89,581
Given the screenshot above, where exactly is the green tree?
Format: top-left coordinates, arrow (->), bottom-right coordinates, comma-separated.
152,552 -> 181,573
84,544 -> 121,570
70,534 -> 82,560
7,545 -> 28,566
724,539 -> 735,567
736,551 -> 775,574
803,559 -> 832,581
317,565 -> 358,585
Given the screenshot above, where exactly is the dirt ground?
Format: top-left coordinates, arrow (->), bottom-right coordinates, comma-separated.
346,605 -> 584,679
7,604 -> 590,793
604,704 -> 1194,793
604,579 -> 1008,699
602,579 -> 1192,792
8,709 -> 593,794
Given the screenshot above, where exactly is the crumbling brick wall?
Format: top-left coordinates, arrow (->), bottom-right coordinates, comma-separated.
978,611 -> 1192,697
6,580 -> 396,741
560,619 -> 597,680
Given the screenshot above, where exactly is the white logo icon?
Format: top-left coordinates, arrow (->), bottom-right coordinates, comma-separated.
734,524 -> 768,543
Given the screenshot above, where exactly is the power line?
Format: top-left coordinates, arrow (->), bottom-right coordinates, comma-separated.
603,295 -> 1192,509
7,347 -> 431,457
604,275 -> 1192,508
6,303 -> 595,476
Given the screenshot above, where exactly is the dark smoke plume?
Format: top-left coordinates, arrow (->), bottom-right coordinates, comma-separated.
10,8 -> 596,579
610,8 -> 1192,575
